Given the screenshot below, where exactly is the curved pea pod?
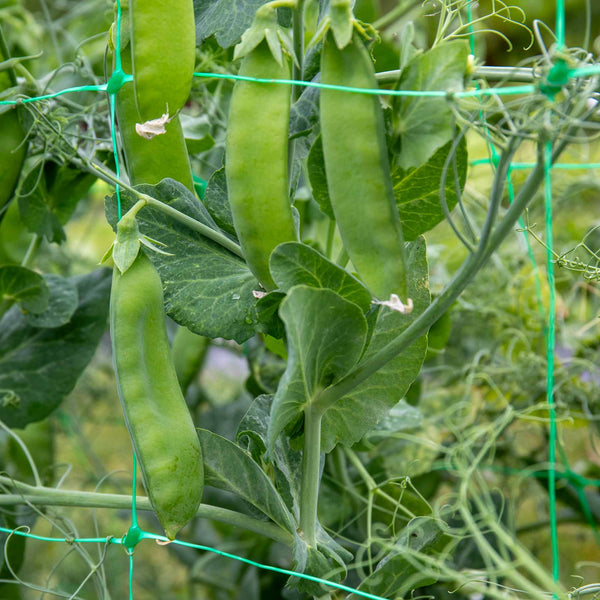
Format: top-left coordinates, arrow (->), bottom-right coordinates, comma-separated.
225,41 -> 299,290
129,0 -> 196,120
110,252 -> 203,540
172,326 -> 209,394
320,31 -> 407,301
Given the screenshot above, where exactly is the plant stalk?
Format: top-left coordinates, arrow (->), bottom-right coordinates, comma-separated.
0,477 -> 292,545
299,405 -> 323,547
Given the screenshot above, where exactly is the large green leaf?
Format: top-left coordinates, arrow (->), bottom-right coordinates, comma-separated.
0,268 -> 111,427
394,137 -> 468,241
321,237 -> 430,452
197,428 -> 295,534
268,286 -> 368,451
270,242 -> 372,312
105,179 -> 258,343
392,41 -> 469,169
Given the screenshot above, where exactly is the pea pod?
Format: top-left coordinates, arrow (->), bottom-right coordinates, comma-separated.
225,41 -> 298,290
0,26 -> 27,213
320,31 -> 407,301
129,0 -> 195,120
110,252 -> 203,540
115,43 -> 194,190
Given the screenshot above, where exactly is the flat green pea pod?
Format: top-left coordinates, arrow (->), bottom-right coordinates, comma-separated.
226,41 -> 298,290
110,252 -> 203,540
0,27 -> 27,212
129,0 -> 195,120
320,30 -> 408,302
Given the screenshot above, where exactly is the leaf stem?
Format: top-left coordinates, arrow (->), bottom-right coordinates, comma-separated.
299,405 -> 323,547
0,476 -> 292,545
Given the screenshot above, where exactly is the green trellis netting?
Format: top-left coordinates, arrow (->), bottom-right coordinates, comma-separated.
0,0 -> 599,597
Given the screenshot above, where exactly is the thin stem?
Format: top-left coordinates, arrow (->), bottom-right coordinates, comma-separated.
140,195 -> 244,258
299,405 -> 323,547
0,476 -> 292,545
373,0 -> 420,31
376,66 -> 536,85
21,235 -> 42,269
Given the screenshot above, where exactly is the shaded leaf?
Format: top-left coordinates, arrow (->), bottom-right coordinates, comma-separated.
197,428 -> 295,534
203,167 -> 237,237
24,274 -> 79,328
0,268 -> 111,427
394,137 -> 468,241
354,517 -> 452,598
0,265 -> 48,313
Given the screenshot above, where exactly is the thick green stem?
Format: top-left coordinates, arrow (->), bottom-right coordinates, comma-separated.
299,405 -> 323,547
0,476 -> 292,545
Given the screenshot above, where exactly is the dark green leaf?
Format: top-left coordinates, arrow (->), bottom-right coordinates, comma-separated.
270,242 -> 372,312
24,274 -> 78,328
197,428 -> 295,534
306,134 -> 334,219
394,137 -> 468,241
392,41 -> 469,169
203,167 -> 237,237
290,83 -> 320,139
321,238 -> 430,452
0,265 -> 49,313
0,268 -> 111,428
17,161 -> 95,243
268,286 -> 368,451
105,178 -> 258,343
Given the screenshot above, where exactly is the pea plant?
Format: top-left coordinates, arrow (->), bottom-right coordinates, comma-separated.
0,0 -> 599,597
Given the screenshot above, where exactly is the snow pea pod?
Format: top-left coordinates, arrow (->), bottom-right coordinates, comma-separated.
320,31 -> 407,301
110,252 -> 203,540
129,0 -> 195,121
225,41 -> 298,290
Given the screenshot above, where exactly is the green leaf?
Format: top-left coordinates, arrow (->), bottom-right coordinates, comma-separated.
181,113 -> 215,154
197,428 -> 295,534
270,242 -> 372,313
268,286 -> 368,451
306,134 -> 333,219
394,137 -> 468,241
354,517 -> 452,598
17,161 -> 95,243
321,237 -> 430,452
105,178 -> 258,343
0,265 -> 49,314
24,274 -> 79,328
195,0 -> 269,48
0,268 -> 111,428
392,41 -> 469,169
290,84 -> 320,139
203,167 -> 237,238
